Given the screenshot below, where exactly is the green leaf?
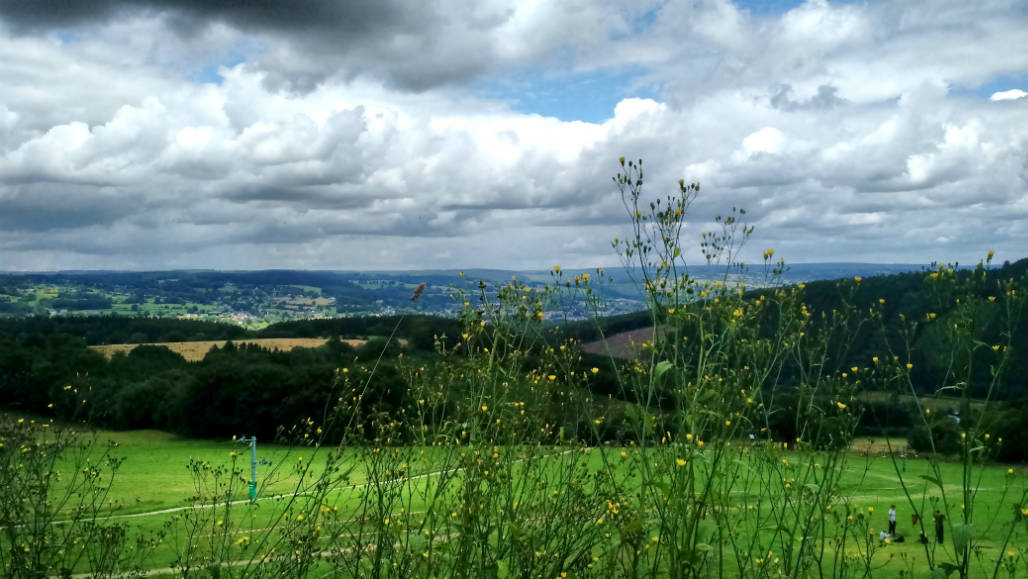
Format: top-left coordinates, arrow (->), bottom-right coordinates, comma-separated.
697,520 -> 717,544
622,517 -> 644,535
919,474 -> 943,490
654,360 -> 674,381
952,523 -> 975,551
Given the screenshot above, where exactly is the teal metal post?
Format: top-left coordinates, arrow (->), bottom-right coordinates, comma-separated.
236,435 -> 258,500
249,436 -> 257,500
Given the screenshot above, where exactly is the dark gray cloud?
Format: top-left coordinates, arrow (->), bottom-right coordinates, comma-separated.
0,0 -> 125,28
0,184 -> 137,231
0,0 -> 667,93
0,1 -> 503,91
0,0 -> 428,34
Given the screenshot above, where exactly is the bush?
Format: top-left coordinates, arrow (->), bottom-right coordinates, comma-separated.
908,416 -> 963,454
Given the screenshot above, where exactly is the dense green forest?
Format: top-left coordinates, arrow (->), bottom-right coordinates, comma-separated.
1,258 -> 1027,460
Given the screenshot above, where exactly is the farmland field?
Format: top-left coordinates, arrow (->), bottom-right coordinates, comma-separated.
89,337 -> 355,361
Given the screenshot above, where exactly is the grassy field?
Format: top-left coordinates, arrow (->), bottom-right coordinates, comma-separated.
89,337 -> 357,361
53,430 -> 326,514
86,429 -> 1026,517
24,427 -> 1024,577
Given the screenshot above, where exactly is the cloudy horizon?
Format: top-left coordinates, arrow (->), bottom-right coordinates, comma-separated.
0,0 -> 1026,272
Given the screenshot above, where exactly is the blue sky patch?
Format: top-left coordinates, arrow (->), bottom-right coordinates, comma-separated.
189,38 -> 264,85
973,73 -> 1028,99
53,28 -> 82,44
476,65 -> 660,123
948,73 -> 1028,100
734,0 -> 807,15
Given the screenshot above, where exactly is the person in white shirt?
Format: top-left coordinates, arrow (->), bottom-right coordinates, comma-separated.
888,505 -> 897,535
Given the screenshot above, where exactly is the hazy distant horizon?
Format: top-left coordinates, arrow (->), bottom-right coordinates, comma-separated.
0,261 -> 949,276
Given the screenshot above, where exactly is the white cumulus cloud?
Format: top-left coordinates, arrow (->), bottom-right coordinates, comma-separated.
0,0 -> 1026,270
990,89 -> 1028,101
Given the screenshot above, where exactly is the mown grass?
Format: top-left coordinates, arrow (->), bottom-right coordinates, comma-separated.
6,405 -> 1028,577
32,426 -> 1025,576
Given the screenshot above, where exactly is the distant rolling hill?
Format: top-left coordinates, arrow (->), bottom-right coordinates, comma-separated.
0,263 -> 929,323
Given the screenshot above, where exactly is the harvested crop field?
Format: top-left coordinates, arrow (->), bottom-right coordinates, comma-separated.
582,326 -> 653,358
90,337 -> 362,362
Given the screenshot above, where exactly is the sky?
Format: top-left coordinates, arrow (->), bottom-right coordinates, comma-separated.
0,0 -> 1026,272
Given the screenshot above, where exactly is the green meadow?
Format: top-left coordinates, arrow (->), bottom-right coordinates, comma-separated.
74,430 -> 1028,521
24,425 -> 1026,577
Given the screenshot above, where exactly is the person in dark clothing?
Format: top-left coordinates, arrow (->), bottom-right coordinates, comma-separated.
934,510 -> 945,543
